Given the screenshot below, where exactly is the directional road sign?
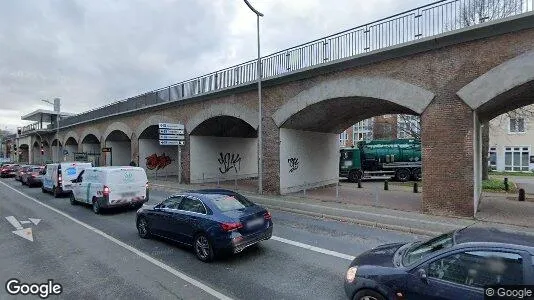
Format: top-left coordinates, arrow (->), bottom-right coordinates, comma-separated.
159,123 -> 184,130
159,129 -> 184,135
159,140 -> 185,146
159,134 -> 185,140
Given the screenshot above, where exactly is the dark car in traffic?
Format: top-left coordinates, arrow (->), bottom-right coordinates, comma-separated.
136,189 -> 273,262
0,164 -> 18,178
14,165 -> 31,181
344,227 -> 534,300
22,166 -> 45,187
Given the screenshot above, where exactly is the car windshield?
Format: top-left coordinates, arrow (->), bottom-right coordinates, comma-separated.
402,231 -> 455,266
205,193 -> 255,212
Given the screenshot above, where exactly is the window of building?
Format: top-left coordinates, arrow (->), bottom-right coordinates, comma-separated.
509,118 -> 526,133
339,131 -> 348,147
488,147 -> 497,170
397,115 -> 420,139
352,119 -> 373,145
504,146 -> 530,171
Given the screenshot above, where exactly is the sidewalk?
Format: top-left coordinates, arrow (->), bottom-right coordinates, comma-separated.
149,178 -> 534,237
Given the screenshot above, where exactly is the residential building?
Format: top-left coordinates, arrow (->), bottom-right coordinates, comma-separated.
488,105 -> 534,172
339,114 -> 420,147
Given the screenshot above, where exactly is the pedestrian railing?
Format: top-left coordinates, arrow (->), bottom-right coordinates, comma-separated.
59,0 -> 532,128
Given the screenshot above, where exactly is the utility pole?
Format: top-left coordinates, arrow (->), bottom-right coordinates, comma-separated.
243,0 -> 264,194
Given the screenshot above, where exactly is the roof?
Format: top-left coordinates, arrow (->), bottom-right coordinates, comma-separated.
21,109 -> 74,122
455,227 -> 534,248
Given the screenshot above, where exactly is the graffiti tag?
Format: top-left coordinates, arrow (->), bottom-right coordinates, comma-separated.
146,153 -> 173,170
288,157 -> 299,173
218,152 -> 241,174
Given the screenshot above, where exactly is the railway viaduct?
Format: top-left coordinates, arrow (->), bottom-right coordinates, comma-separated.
17,6 -> 534,218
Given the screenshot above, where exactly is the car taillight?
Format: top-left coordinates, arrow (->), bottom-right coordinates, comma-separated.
264,211 -> 272,220
103,185 -> 110,197
220,222 -> 243,232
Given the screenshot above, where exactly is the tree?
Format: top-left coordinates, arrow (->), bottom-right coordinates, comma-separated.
397,114 -> 421,140
457,0 -> 529,179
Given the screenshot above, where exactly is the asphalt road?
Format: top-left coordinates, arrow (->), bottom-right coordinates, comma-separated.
0,178 -> 422,300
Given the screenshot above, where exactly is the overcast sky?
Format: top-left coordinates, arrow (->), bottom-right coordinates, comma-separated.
0,0 -> 425,131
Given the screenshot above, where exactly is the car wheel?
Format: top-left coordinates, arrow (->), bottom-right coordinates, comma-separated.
53,186 -> 60,198
412,168 -> 422,181
92,199 -> 101,214
137,217 -> 151,239
395,168 -> 410,182
194,234 -> 214,262
353,289 -> 386,300
69,193 -> 77,205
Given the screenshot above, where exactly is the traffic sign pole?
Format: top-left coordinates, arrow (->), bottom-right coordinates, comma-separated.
158,123 -> 185,183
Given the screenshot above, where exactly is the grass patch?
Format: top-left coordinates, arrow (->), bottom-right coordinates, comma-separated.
482,178 -> 516,193
488,170 -> 534,177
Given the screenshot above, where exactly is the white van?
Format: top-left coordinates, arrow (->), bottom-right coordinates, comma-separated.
69,166 -> 149,214
42,162 -> 93,197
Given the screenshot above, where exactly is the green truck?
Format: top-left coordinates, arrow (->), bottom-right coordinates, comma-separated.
339,139 -> 422,182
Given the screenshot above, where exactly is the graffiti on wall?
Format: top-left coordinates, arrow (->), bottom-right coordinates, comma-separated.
146,153 -> 173,170
218,152 -> 241,174
288,157 -> 299,173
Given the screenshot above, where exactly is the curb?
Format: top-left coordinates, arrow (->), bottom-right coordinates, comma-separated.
150,183 -> 440,237
257,203 -> 441,237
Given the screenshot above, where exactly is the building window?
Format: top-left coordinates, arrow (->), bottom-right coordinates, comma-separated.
397,115 -> 420,139
488,147 -> 497,170
504,146 -> 530,171
339,131 -> 348,147
509,118 -> 525,133
352,119 -> 373,145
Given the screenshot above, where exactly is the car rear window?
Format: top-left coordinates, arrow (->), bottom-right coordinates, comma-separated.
205,193 -> 254,212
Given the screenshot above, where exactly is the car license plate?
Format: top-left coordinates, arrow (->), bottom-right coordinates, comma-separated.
247,218 -> 264,228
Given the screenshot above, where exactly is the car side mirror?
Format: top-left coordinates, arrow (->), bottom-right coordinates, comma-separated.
418,268 -> 428,284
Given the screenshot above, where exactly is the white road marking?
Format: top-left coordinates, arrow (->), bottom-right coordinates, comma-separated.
5,216 -> 23,230
13,228 -> 34,241
20,221 -> 31,224
29,218 -> 41,225
271,236 -> 355,261
0,181 -> 234,300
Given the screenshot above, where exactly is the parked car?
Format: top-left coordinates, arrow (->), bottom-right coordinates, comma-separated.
0,164 -> 18,178
14,165 -> 32,181
22,166 -> 45,187
344,226 -> 534,300
42,162 -> 92,197
136,188 -> 273,262
69,166 -> 149,214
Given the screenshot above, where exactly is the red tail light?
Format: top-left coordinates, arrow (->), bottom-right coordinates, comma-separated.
103,185 -> 110,197
264,211 -> 272,220
220,222 -> 243,232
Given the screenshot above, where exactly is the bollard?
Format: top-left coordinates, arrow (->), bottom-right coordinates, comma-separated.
234,178 -> 237,191
303,183 -> 307,196
519,188 -> 525,202
217,174 -> 220,187
504,177 -> 509,192
413,182 -> 418,193
357,178 -> 362,188
336,182 -> 339,198
202,173 -> 205,183
384,180 -> 389,191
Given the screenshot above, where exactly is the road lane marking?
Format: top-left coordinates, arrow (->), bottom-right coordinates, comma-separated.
0,181 -> 234,300
20,221 -> 31,224
271,236 -> 355,261
6,216 -> 23,230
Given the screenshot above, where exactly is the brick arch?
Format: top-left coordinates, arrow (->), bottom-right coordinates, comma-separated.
103,122 -> 133,141
80,127 -> 101,143
62,130 -> 79,146
272,76 -> 435,128
457,49 -> 534,120
186,103 -> 258,134
135,115 -> 177,139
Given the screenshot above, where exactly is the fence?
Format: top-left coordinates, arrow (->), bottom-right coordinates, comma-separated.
59,0 -> 532,128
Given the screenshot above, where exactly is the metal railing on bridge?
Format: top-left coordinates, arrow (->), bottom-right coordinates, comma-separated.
60,0 -> 533,128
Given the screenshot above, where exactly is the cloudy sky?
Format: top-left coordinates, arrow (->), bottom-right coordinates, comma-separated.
0,0 -> 425,131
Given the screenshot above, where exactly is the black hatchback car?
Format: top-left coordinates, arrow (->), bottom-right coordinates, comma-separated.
136,189 -> 273,262
344,227 -> 534,300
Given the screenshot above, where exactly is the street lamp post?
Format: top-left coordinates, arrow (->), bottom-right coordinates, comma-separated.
243,0 -> 264,195
42,98 -> 61,163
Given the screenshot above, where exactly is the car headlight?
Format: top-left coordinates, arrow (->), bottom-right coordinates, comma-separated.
346,266 -> 358,283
